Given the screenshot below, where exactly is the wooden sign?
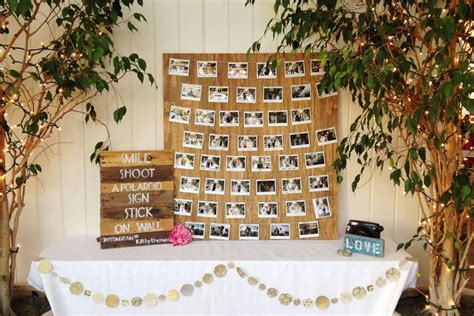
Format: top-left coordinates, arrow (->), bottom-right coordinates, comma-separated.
98,150 -> 174,249
343,234 -> 385,258
163,53 -> 339,240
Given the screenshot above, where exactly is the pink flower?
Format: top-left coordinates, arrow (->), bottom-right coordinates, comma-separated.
169,224 -> 193,246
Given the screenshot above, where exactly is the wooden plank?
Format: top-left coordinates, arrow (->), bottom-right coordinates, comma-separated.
99,150 -> 174,248
98,231 -> 170,249
163,53 -> 338,240
100,150 -> 173,167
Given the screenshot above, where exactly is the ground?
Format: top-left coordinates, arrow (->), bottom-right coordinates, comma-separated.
10,292 -> 474,315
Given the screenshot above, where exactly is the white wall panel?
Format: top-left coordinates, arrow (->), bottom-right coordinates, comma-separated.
15,0 -> 427,285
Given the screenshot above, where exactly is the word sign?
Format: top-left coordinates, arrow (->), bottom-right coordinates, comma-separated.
98,150 -> 174,249
343,234 -> 384,258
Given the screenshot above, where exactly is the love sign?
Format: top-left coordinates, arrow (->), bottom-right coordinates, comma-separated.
343,234 -> 384,258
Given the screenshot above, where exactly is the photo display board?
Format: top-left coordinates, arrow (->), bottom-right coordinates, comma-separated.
163,53 -> 338,240
99,150 -> 174,248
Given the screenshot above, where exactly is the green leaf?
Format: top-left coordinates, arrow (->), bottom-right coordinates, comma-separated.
138,59 -> 147,71
418,148 -> 426,162
113,106 -> 127,124
396,243 -> 404,251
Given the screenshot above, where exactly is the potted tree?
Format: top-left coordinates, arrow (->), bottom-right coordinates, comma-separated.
246,0 -> 473,315
0,0 -> 155,314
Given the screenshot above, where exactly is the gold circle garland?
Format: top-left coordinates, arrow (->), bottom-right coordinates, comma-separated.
37,259 -> 406,311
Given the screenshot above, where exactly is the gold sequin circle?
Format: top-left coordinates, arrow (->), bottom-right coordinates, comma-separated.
158,295 -> 166,302
367,285 -> 374,292
92,293 -> 104,304
376,277 -> 386,287
386,268 -> 401,281
236,267 -> 247,278
227,262 -> 235,269
331,298 -> 338,304
143,293 -> 158,307
180,284 -> 194,296
194,280 -> 203,288
121,299 -> 129,307
258,283 -> 267,291
69,282 -> 84,295
302,298 -> 313,308
293,298 -> 301,306
279,293 -> 293,305
105,294 -> 120,308
315,296 -> 330,310
38,259 -> 53,274
247,276 -> 258,286
202,273 -> 214,284
352,286 -> 367,300
340,292 -> 352,304
214,264 -> 227,278
267,288 -> 278,298
167,289 -> 180,301
131,297 -> 142,307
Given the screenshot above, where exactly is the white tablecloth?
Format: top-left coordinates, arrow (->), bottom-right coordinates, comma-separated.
28,236 -> 417,315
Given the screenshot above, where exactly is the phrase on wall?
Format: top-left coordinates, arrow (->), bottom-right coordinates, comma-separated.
163,53 -> 339,241
98,150 -> 174,248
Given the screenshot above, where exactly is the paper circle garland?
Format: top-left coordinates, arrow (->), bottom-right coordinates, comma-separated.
180,284 -> 194,297
340,292 -> 352,304
143,293 -> 158,307
194,280 -> 203,288
279,293 -> 293,305
202,273 -> 214,284
69,282 -> 84,295
352,286 -> 367,300
386,268 -> 401,281
121,299 -> 129,307
247,276 -> 258,286
315,296 -> 330,310
38,259 -> 53,274
376,277 -> 386,287
267,288 -> 278,298
105,294 -> 120,308
167,289 -> 180,301
258,283 -> 267,291
214,264 -> 227,278
92,293 -> 104,304
302,298 -> 313,308
131,297 -> 143,307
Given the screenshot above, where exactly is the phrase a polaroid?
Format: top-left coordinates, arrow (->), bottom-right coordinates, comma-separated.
239,224 -> 259,240
169,58 -> 190,76
185,221 -> 206,239
209,223 -> 230,240
169,104 -> 191,124
174,198 -> 193,216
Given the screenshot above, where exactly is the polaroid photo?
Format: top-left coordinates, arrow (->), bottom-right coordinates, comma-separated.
197,61 -> 217,78
305,151 -> 326,169
179,176 -> 200,194
286,200 -> 307,217
279,154 -> 299,171
169,58 -> 190,76
285,60 -> 305,77
268,110 -> 288,126
194,109 -> 216,127
181,83 -> 202,101
257,62 -> 277,79
226,202 -> 246,219
209,86 -> 229,103
316,83 -> 338,98
228,62 -> 248,79
174,198 -> 192,216
313,196 -> 332,218
263,135 -> 283,151
291,84 -> 312,101
205,178 -> 225,195
270,223 -> 290,240
289,131 -> 310,148
263,87 -> 283,103
219,111 -> 239,127
309,175 -> 329,192
256,179 -> 276,195
174,152 -> 195,170
239,224 -> 259,240
316,127 -> 338,146
251,156 -> 271,172
257,202 -> 278,218
237,135 -> 258,151
183,131 -> 204,149
169,105 -> 191,124
244,111 -> 264,128
197,201 -> 218,218
200,154 -> 221,172
226,156 -> 246,172
236,87 -> 257,103
185,221 -> 205,239
298,221 -> 320,239
230,179 -> 251,196
310,59 -> 326,76
281,177 -> 302,194
209,134 -> 229,151
209,223 -> 230,240
291,108 -> 312,125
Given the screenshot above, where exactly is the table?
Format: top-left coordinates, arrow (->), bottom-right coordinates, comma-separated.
28,236 -> 418,315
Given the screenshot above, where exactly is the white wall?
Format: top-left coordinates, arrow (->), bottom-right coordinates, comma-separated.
15,0 -> 428,284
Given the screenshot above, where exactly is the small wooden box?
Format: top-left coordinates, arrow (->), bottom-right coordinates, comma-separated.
98,150 -> 174,249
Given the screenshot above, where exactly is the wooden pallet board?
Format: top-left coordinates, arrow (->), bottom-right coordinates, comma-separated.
99,150 -> 174,248
163,53 -> 338,240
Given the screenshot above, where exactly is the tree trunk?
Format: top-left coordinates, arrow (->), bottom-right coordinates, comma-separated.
429,236 -> 460,316
0,109 -> 11,315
